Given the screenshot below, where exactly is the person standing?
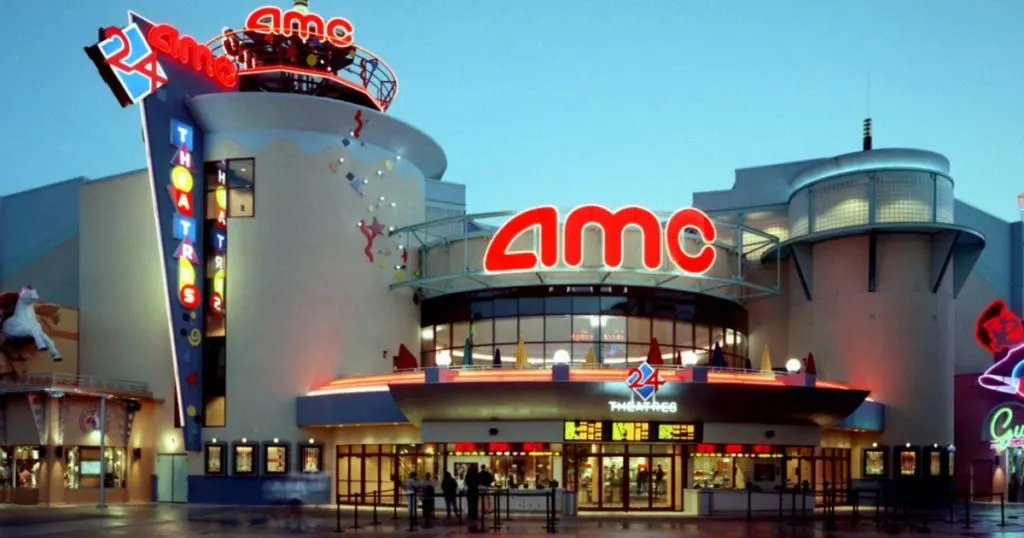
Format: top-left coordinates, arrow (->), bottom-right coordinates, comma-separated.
479,465 -> 494,516
441,471 -> 458,519
406,472 -> 420,517
465,464 -> 480,530
421,473 -> 436,523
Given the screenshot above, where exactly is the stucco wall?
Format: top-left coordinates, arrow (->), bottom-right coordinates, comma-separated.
788,234 -> 954,446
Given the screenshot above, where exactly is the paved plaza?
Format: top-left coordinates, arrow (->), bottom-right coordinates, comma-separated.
0,503 -> 1023,537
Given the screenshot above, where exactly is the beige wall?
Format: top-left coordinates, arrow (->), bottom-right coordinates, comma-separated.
787,235 -> 954,446
78,171 -> 178,456
203,131 -> 424,445
953,271 -> 1002,374
745,261 -> 791,365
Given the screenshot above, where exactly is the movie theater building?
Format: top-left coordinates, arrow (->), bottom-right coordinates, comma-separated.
1,3 -> 1020,510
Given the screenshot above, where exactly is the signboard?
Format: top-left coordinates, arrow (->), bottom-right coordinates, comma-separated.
984,403 -> 1024,451
976,300 -> 1024,399
483,205 -> 718,275
563,421 -> 699,442
607,361 -> 677,413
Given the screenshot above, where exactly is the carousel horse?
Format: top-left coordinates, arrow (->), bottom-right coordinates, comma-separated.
0,285 -> 61,362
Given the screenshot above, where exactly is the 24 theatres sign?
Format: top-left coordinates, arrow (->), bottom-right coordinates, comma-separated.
483,205 -> 718,274
609,361 -> 677,414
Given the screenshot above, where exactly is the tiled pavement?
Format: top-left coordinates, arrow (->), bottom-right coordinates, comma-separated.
0,503 -> 1022,537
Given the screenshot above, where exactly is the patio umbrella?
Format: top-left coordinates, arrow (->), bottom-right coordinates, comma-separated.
804,352 -> 817,375
492,348 -> 502,368
710,343 -> 727,368
515,339 -> 528,368
462,337 -> 473,367
646,337 -> 664,365
584,346 -> 597,365
393,343 -> 418,370
760,345 -> 773,373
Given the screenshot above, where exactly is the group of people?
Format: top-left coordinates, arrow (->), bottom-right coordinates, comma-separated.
405,464 -> 495,529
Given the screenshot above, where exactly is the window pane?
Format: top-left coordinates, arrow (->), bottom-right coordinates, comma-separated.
546,297 -> 572,315
675,322 -> 694,348
473,320 -> 494,346
571,316 -> 599,342
652,319 -> 673,348
572,296 -> 600,315
627,317 -> 651,343
473,346 -> 493,365
494,298 -> 518,317
495,342 -> 515,364
521,316 -> 544,343
711,326 -> 726,349
471,300 -> 493,320
602,316 -> 626,343
525,343 -> 545,365
694,324 -> 711,351
229,159 -> 254,188
519,297 -> 544,316
420,326 -> 434,353
602,342 -> 627,365
572,342 -> 595,363
494,318 -> 518,344
434,324 -> 451,349
545,315 -> 571,341
627,343 -> 648,363
452,322 -> 470,346
600,296 -> 628,314
228,187 -> 254,218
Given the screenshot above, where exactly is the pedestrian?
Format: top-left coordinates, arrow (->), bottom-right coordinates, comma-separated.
441,471 -> 458,519
465,464 -> 481,531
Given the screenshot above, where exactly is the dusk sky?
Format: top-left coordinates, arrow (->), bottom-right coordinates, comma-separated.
3,0 -> 1023,220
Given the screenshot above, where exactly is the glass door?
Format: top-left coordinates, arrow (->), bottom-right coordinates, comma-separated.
627,456 -> 651,509
651,455 -> 671,509
602,456 -> 625,509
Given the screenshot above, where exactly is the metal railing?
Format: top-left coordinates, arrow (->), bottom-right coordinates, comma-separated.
0,372 -> 150,395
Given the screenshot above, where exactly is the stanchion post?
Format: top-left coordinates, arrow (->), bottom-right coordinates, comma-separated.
746,483 -> 752,521
962,494 -> 971,530
393,490 -> 399,521
505,487 -> 512,521
800,482 -> 807,519
336,493 -> 344,533
790,487 -> 797,524
352,492 -> 361,530
372,490 -> 379,526
1000,492 -> 1006,527
777,487 -> 783,519
457,492 -> 463,526
491,490 -> 500,530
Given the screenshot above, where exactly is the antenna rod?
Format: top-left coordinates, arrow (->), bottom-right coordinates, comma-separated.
863,118 -> 873,151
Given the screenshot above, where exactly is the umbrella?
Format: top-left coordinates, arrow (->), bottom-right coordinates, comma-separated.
584,346 -> 597,365
393,343 -> 418,370
804,352 -> 817,375
492,348 -> 502,368
646,337 -> 664,365
710,343 -> 727,368
515,339 -> 528,368
760,345 -> 773,373
462,337 -> 473,367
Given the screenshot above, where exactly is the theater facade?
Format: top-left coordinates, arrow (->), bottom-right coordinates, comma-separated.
0,2 -> 1019,512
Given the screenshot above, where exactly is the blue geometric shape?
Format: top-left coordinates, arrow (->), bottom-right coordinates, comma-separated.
170,119 -> 194,151
346,172 -> 355,181
172,214 -> 197,242
626,361 -> 661,402
342,138 -> 351,147
211,230 -> 227,253
96,23 -> 167,105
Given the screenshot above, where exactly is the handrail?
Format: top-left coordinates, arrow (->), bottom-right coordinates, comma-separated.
0,372 -> 151,394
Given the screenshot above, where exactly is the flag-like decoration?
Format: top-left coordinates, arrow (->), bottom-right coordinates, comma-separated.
760,344 -> 773,373
646,337 -> 664,365
54,395 -> 69,446
25,393 -> 46,444
123,403 -> 138,446
392,344 -> 419,370
804,353 -> 817,375
584,346 -> 597,365
515,339 -> 528,368
492,348 -> 502,368
462,337 -> 473,367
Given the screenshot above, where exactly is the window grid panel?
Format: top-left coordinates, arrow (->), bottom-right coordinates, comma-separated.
935,177 -> 955,224
789,190 -> 809,237
811,177 -> 870,233
874,173 -> 934,223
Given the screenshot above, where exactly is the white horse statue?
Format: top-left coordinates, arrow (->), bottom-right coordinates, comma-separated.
0,285 -> 61,362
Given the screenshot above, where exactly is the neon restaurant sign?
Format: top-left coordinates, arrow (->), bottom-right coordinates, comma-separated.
986,404 -> 1024,451
975,299 -> 1024,398
609,361 -> 677,414
482,205 -> 718,275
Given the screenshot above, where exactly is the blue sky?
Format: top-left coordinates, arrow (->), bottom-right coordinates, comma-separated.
3,1 -> 1023,220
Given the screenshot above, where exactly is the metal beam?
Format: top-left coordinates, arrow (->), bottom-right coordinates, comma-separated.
791,242 -> 814,301
929,230 -> 959,293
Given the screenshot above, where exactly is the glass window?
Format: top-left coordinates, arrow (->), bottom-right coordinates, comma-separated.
600,296 -> 628,314
627,317 -> 651,343
572,296 -> 600,314
652,319 -> 673,348
675,322 -> 693,348
627,343 -> 649,363
420,326 -> 434,354
602,342 -> 627,365
493,298 -> 518,317
473,320 -> 494,346
470,300 -> 493,320
434,324 -> 451,349
519,297 -> 545,316
475,346 -> 495,364
546,297 -> 572,315
64,447 -> 126,489
205,444 -> 226,475
691,455 -> 733,489
524,343 -> 545,365
694,324 -> 711,351
452,321 -> 471,347
521,317 -> 544,343
234,444 -> 256,475
265,445 -> 289,474
571,316 -> 599,342
602,316 -> 626,344
494,318 -> 518,344
302,445 -> 324,473
229,187 -> 254,218
14,446 -> 40,488
572,342 -> 595,363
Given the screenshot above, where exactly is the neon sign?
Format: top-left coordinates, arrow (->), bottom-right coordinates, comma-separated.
987,405 -> 1024,451
169,120 -> 200,311
608,361 -> 677,414
976,300 -> 1024,398
207,163 -> 229,321
244,6 -> 355,48
86,23 -> 168,106
483,205 -> 718,274
146,24 -> 238,89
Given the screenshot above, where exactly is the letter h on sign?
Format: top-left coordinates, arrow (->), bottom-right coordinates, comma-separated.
482,205 -> 718,275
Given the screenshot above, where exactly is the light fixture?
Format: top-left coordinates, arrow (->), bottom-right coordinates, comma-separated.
871,442 -> 878,448
390,202 -> 397,208
212,438 -> 217,443
552,349 -> 570,364
905,442 -> 911,448
240,167 -> 247,172
396,155 -> 402,161
785,358 -> 802,373
436,349 -> 452,367
338,157 -> 345,163
377,170 -> 384,176
681,350 -> 698,367
308,438 -> 315,444
242,438 -> 248,443
273,438 -> 279,443
933,443 -> 938,448
379,196 -> 385,201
